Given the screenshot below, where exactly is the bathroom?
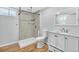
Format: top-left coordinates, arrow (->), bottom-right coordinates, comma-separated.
0,7 -> 79,52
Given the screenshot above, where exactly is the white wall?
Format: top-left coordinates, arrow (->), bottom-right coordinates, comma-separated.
0,16 -> 18,45
40,7 -> 69,30
40,8 -> 55,31
40,7 -> 79,35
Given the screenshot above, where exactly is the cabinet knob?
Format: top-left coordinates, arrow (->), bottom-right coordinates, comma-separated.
16,24 -> 18,26
65,37 -> 67,39
54,35 -> 58,37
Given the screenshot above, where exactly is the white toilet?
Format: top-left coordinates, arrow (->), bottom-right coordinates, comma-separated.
36,30 -> 48,48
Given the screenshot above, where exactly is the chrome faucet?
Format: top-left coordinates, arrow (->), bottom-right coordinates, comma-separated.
62,28 -> 65,32
65,29 -> 68,33
61,28 -> 68,33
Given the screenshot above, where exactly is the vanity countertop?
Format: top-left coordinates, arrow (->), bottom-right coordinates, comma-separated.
48,31 -> 79,38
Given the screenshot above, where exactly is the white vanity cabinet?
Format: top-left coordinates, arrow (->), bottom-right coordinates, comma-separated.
56,34 -> 65,51
64,36 -> 79,52
48,32 -> 79,52
48,32 -> 57,47
48,32 -> 65,51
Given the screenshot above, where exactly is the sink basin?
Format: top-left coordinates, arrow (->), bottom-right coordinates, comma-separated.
49,31 -> 79,38
52,30 -> 60,33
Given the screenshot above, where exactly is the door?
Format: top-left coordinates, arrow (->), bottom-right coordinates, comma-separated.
19,12 -> 39,40
65,36 -> 78,52
32,14 -> 40,37
19,12 -> 34,40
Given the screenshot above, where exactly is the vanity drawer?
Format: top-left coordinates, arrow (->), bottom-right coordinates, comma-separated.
48,45 -> 54,52
48,33 -> 58,47
48,45 -> 63,52
53,48 -> 62,52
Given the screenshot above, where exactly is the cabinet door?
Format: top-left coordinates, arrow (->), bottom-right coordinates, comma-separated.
56,35 -> 65,51
48,33 -> 57,47
65,36 -> 78,52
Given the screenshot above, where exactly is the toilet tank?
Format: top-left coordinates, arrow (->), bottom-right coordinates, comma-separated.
41,30 -> 48,43
38,30 -> 48,43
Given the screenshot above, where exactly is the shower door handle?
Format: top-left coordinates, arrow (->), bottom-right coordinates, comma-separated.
35,25 -> 37,29
16,24 -> 18,26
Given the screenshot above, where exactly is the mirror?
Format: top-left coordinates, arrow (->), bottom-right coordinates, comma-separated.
55,8 -> 78,25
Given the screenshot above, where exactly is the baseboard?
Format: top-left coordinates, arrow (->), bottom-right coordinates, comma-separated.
0,41 -> 18,47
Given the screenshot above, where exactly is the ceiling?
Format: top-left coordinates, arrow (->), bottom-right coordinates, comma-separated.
13,7 -> 73,13
32,7 -> 46,13
20,7 -> 46,13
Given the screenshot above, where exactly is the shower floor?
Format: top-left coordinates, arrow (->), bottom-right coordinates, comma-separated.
0,43 -> 48,52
